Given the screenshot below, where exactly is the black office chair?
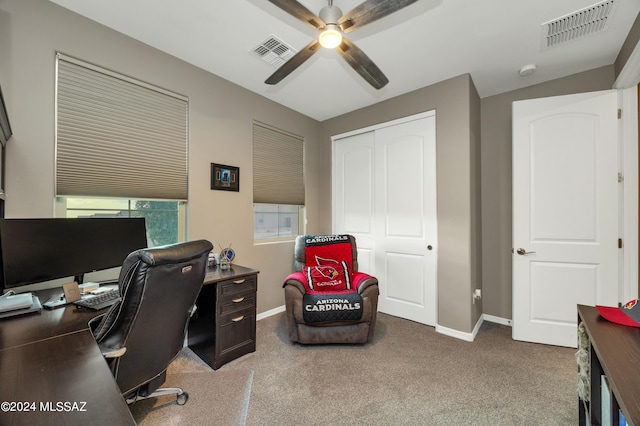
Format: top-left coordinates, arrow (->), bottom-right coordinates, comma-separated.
89,239 -> 213,405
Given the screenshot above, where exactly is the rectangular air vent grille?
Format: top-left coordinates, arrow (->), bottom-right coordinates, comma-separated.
251,35 -> 296,67
542,0 -> 617,49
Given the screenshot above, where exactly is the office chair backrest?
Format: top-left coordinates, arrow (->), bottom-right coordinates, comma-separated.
91,239 -> 213,397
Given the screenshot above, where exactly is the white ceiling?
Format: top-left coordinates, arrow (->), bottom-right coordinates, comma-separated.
49,0 -> 640,121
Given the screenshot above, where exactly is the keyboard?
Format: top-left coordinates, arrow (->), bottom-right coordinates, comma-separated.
73,291 -> 121,311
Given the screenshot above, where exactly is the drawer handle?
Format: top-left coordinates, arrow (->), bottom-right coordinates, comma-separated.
233,279 -> 246,284
231,315 -> 244,322
232,297 -> 245,303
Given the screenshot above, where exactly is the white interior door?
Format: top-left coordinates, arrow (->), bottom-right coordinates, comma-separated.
333,112 -> 437,326
512,90 -> 619,347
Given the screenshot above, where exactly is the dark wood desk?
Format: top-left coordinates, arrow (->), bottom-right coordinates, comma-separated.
189,265 -> 259,369
0,265 -> 258,423
578,305 -> 640,426
0,296 -> 98,350
0,330 -> 135,425
0,293 -> 135,425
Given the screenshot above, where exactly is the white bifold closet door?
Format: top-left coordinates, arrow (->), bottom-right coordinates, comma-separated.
332,111 -> 437,326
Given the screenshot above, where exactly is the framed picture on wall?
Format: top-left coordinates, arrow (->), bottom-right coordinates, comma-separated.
211,163 -> 239,192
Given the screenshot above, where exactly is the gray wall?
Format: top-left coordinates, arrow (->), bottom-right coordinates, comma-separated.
480,66 -> 615,320
320,74 -> 483,333
615,12 -> 640,78
0,0 -> 324,315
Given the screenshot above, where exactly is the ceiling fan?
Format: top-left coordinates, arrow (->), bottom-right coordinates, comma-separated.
265,0 -> 419,89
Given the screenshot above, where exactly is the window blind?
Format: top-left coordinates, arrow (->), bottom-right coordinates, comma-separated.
253,122 -> 304,205
55,54 -> 188,200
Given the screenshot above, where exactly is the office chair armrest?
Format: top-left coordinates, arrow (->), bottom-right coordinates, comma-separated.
98,344 -> 127,359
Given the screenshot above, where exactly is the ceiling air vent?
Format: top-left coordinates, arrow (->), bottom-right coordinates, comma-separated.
251,35 -> 296,67
541,0 -> 617,49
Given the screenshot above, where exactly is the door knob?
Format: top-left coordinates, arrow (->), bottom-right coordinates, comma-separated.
516,248 -> 536,255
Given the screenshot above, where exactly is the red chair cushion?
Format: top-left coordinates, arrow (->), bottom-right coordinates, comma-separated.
303,235 -> 353,286
305,264 -> 348,292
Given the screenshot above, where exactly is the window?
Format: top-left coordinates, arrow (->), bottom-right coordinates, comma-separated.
54,54 -> 188,242
57,197 -> 185,247
254,204 -> 302,239
253,122 -> 305,241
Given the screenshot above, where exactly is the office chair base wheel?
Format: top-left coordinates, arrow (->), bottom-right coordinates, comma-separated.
177,392 -> 188,405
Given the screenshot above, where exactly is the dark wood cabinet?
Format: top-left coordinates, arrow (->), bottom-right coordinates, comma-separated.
188,265 -> 259,369
578,304 -> 640,426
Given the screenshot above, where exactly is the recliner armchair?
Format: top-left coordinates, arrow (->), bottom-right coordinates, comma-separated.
89,239 -> 213,405
283,234 -> 379,344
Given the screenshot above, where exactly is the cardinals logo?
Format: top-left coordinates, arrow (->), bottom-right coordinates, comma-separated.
624,299 -> 637,310
314,256 -> 341,279
304,255 -> 351,291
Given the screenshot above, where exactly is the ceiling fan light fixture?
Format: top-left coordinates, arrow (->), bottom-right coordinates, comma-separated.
319,24 -> 343,49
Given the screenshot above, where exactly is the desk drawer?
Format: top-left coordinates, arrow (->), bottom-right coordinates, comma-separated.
218,294 -> 255,317
217,275 -> 257,300
219,311 -> 256,359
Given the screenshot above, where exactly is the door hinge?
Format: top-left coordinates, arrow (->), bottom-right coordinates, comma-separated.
618,108 -> 622,119
618,172 -> 624,182
618,238 -> 623,249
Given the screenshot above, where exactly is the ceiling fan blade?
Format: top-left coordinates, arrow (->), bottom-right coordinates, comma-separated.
267,0 -> 324,29
265,40 -> 321,85
337,38 -> 389,89
338,0 -> 419,33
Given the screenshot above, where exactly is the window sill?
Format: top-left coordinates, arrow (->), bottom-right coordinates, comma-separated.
253,236 -> 297,245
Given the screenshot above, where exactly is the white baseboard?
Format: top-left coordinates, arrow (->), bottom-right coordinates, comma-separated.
435,325 -> 474,342
482,314 -> 512,326
435,314 -> 513,342
436,315 -> 483,342
257,305 -> 285,321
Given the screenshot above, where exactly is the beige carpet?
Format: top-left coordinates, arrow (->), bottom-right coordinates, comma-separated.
129,349 -> 253,426
128,312 -> 577,425
226,312 -> 578,425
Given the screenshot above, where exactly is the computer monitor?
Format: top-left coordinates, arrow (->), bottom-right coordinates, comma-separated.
0,217 -> 147,290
